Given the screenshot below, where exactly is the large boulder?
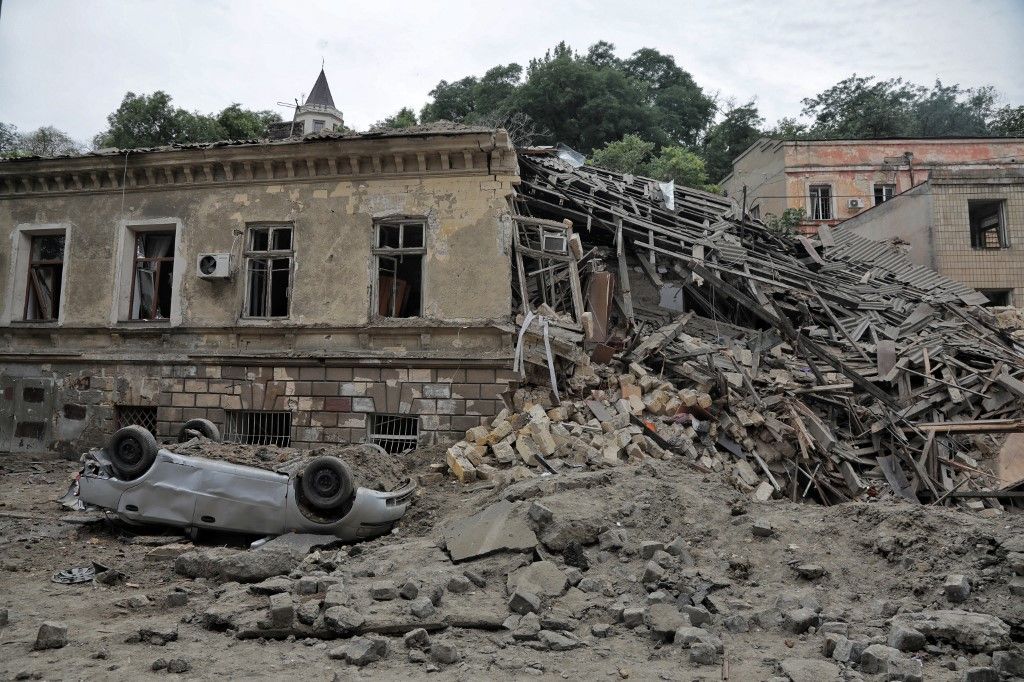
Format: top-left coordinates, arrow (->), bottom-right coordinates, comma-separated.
890,610 -> 1011,653
175,547 -> 300,583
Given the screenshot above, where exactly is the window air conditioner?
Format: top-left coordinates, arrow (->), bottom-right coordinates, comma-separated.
197,253 -> 231,279
847,199 -> 863,209
542,233 -> 568,254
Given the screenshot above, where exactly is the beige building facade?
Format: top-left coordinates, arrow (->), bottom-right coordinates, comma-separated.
840,168 -> 1024,305
721,137 -> 1024,233
0,127 -> 520,454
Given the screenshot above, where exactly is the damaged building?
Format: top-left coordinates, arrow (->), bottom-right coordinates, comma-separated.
0,125 -> 520,454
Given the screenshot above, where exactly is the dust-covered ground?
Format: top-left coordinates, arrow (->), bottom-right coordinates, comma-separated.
1,445 -> 1022,681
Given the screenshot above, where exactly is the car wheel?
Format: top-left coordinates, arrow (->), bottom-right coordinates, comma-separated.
108,425 -> 158,480
178,418 -> 221,442
300,456 -> 354,512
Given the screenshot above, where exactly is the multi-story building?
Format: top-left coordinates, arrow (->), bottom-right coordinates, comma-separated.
840,168 -> 1024,306
268,68 -> 346,139
0,125 -> 519,454
721,137 -> 1024,232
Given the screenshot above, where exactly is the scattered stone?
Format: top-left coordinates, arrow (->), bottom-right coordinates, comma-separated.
370,581 -> 399,600
888,656 -> 924,682
508,589 -> 541,615
507,560 -> 568,597
297,600 -> 321,626
993,650 -> 1024,676
642,561 -> 665,584
165,591 -> 188,608
962,667 -> 999,682
723,614 -> 749,633
780,658 -> 841,682
622,607 -> 645,628
783,608 -> 819,634
889,623 -> 926,652
640,541 -> 665,559
463,569 -> 487,588
167,658 -> 191,674
295,577 -> 319,595
752,518 -> 774,537
268,592 -> 293,628
681,605 -> 711,627
429,641 -> 460,664
528,501 -> 553,524
139,624 -> 178,646
32,621 -> 67,650
513,612 -> 541,640
323,606 -> 366,634
891,610 -> 1011,653
598,528 -> 626,551
859,644 -> 903,675
403,628 -> 430,650
944,574 -> 971,603
400,581 -> 419,600
591,622 -> 612,637
410,597 -> 436,619
330,636 -> 388,666
793,563 -> 825,580
447,575 -> 472,594
444,499 -> 537,561
689,643 -> 720,665
152,659 -> 168,671
831,637 -> 867,664
175,547 -> 300,583
646,604 -> 689,641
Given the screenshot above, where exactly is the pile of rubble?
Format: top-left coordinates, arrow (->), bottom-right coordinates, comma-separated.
492,153 -> 1024,508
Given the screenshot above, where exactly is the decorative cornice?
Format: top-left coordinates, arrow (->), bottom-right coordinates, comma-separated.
0,130 -> 518,200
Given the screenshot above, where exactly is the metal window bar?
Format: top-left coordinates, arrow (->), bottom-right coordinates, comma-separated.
224,410 -> 292,447
115,405 -> 158,436
368,414 -> 419,454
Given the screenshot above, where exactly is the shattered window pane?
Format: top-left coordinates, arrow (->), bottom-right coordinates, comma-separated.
809,185 -> 832,220
378,224 -> 401,248
24,233 -> 65,321
245,224 -> 293,318
251,228 -> 269,251
373,221 -> 426,318
130,231 -> 175,320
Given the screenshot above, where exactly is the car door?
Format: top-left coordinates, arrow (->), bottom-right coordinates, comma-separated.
191,459 -> 289,534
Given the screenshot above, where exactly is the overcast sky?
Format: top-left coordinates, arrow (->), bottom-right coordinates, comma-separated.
2,0 -> 1022,145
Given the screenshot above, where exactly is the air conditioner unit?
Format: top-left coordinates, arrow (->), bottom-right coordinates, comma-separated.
848,198 -> 864,209
542,233 -> 568,254
196,253 -> 231,279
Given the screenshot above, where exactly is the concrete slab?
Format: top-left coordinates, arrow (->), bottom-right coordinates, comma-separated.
444,499 -> 538,562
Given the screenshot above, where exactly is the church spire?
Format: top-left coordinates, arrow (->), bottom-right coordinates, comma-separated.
305,68 -> 335,109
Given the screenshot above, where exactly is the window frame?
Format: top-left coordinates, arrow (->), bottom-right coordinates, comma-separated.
2,224 -> 72,326
968,199 -> 1009,250
371,218 -> 427,319
22,233 -> 66,322
808,184 -> 833,221
243,223 -> 295,320
312,119 -> 325,133
873,183 -> 896,206
128,230 -> 177,321
111,219 -> 184,326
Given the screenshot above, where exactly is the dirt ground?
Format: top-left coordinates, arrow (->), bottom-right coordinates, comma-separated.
1,446 -> 1022,681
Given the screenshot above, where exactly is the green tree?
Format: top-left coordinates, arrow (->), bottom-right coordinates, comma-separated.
762,207 -> 806,236
701,101 -> 764,182
16,126 -> 84,156
589,134 -> 654,175
0,122 -> 19,156
372,107 -> 419,131
801,74 -> 921,138
765,116 -> 811,139
623,48 -> 715,147
646,146 -> 709,188
216,104 -> 282,140
913,81 -> 994,136
991,104 -> 1024,136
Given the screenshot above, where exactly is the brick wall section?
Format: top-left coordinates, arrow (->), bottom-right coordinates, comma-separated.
9,363 -> 517,454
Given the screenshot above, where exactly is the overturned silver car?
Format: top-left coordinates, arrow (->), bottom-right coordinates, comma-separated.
75,425 -> 415,541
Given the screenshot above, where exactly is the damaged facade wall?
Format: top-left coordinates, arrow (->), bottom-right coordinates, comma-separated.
0,129 -> 519,454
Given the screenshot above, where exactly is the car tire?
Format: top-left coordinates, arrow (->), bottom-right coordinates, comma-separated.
108,425 -> 158,480
178,418 -> 221,442
300,456 -> 355,512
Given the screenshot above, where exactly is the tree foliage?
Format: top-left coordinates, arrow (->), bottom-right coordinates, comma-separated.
0,122 -> 84,158
588,134 -> 711,190
372,107 -> 418,131
588,133 -> 653,175
701,101 -> 764,182
93,91 -> 281,149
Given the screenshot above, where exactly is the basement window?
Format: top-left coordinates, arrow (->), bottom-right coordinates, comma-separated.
969,200 -> 1007,249
978,289 -> 1012,307
224,410 -> 292,447
809,185 -> 833,220
873,184 -> 896,205
245,224 -> 293,318
131,231 -> 176,320
115,405 -> 157,435
373,220 -> 424,318
23,234 -> 65,321
368,413 -> 419,454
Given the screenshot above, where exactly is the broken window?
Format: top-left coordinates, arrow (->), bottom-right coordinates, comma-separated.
312,119 -> 325,133
369,414 -> 419,453
131,231 -> 175,320
373,220 -> 424,318
978,289 -> 1012,307
115,405 -> 157,435
23,234 -> 65,321
969,200 -> 1007,249
873,184 -> 896,205
245,224 -> 293,318
809,185 -> 833,220
224,410 -> 292,447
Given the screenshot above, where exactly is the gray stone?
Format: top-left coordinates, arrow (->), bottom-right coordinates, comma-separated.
944,574 -> 972,603
646,590 -> 671,604
429,641 -> 460,664
175,547 -> 300,583
793,563 -> 825,580
463,570 -> 487,588
447,575 -> 472,594
294,577 -> 319,595
889,623 -> 926,652
723,614 -> 749,633
399,581 -> 419,600
513,612 -> 541,640
0,608 -> 7,626
1009,577 -> 1024,597
508,589 -> 541,615
783,608 -> 819,634
323,585 -> 347,609
167,658 -> 191,674
666,537 -> 693,564
689,643 -> 720,665
888,656 -> 924,682
831,637 -> 867,664
642,560 -> 665,584
591,622 -> 612,637
33,621 -> 68,650
598,528 -> 626,551
993,649 -> 1024,676
403,628 -> 430,650
370,581 -> 399,600
540,610 -> 575,631
681,605 -> 712,626
962,667 -> 999,682
323,606 -> 365,634
152,659 -> 168,671
891,610 -> 1011,653
780,658 -> 841,682
527,501 -> 553,524
752,518 -> 774,537
507,560 -> 568,597
267,592 -> 294,628
297,600 -> 321,626
138,624 -> 178,646
444,499 -> 537,561
564,567 -> 583,586
645,604 -> 689,641
410,597 -> 436,619
165,592 -> 188,608
330,636 -> 388,666
538,629 -> 583,651
859,643 -> 903,674
640,541 -> 665,559
675,626 -> 723,652
622,607 -> 645,628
